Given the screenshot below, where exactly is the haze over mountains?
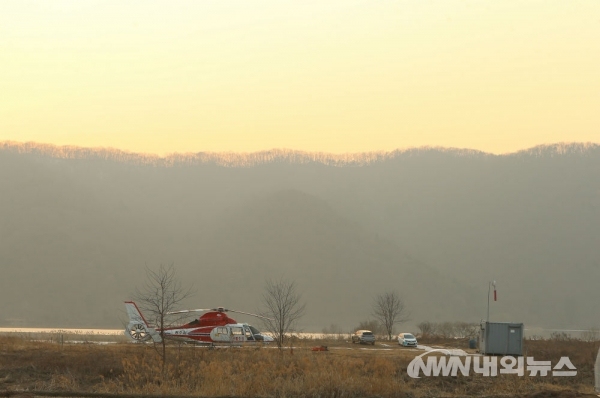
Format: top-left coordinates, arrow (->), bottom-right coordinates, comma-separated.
1,141 -> 599,332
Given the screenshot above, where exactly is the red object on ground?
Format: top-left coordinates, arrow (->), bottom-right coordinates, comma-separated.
311,346 -> 328,351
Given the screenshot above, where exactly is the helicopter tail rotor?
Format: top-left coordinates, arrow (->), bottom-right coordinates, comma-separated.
125,322 -> 152,342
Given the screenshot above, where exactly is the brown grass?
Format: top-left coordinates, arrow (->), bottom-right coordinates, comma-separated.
0,335 -> 598,398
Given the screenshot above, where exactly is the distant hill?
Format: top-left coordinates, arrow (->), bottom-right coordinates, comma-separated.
1,141 -> 598,331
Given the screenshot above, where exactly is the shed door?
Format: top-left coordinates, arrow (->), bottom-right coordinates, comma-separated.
507,326 -> 522,355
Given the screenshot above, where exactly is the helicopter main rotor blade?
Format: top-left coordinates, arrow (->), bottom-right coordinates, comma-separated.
166,306 -> 275,321
167,308 -> 213,315
226,309 -> 274,321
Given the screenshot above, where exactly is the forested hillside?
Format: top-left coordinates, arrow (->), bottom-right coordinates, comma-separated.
1,142 -> 598,331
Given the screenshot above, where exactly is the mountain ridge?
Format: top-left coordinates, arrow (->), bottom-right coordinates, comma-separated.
2,141 -> 599,167
1,143 -> 598,330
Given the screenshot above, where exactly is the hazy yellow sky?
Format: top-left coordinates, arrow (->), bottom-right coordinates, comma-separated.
1,1 -> 599,155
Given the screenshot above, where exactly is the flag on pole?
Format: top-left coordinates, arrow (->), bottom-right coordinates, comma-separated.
493,281 -> 497,301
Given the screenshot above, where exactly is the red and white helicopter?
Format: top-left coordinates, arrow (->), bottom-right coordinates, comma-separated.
124,301 -> 274,345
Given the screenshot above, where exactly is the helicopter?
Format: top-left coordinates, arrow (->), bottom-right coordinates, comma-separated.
124,301 -> 274,345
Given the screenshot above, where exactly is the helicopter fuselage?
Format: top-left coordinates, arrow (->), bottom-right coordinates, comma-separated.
124,301 -> 273,344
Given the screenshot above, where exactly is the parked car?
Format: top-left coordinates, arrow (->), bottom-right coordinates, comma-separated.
352,330 -> 376,345
397,333 -> 418,347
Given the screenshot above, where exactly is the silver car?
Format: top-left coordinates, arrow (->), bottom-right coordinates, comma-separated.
352,330 -> 376,345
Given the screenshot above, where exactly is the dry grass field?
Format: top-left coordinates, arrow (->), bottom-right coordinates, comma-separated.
0,334 -> 598,398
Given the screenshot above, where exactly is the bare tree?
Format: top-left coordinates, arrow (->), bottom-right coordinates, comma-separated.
437,321 -> 456,338
322,323 -> 345,340
417,321 -> 436,338
355,319 -> 384,337
582,327 -> 600,342
416,321 -> 478,339
260,278 -> 305,349
134,263 -> 193,373
372,290 -> 409,340
454,322 -> 479,338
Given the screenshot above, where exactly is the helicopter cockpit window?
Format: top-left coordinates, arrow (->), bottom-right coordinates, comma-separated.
244,325 -> 254,340
249,325 -> 260,335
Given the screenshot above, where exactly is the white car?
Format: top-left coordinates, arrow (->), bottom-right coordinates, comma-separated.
397,332 -> 418,347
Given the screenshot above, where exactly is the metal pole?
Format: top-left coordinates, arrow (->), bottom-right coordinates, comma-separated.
487,281 -> 490,325
595,346 -> 600,393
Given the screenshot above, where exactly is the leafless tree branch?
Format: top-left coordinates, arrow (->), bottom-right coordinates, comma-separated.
134,263 -> 193,372
372,290 -> 410,341
260,278 -> 305,349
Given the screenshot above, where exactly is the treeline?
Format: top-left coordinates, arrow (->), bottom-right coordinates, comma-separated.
0,141 -> 407,167
322,321 -> 388,339
4,140 -> 595,168
546,329 -> 600,342
329,320 -> 486,340
416,321 -> 480,339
